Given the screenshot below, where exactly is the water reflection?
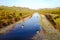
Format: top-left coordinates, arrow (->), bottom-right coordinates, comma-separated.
0,13 -> 41,40
20,24 -> 24,29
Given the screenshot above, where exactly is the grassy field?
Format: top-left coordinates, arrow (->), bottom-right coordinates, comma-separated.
0,6 -> 60,31
39,8 -> 60,40
0,6 -> 35,28
38,7 -> 60,31
51,14 -> 60,31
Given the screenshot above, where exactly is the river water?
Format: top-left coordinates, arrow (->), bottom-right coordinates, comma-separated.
0,13 -> 41,40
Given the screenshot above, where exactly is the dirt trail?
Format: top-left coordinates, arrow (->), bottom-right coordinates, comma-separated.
40,14 -> 58,33
32,14 -> 60,40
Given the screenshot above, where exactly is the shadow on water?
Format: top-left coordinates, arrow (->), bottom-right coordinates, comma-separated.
0,13 -> 41,40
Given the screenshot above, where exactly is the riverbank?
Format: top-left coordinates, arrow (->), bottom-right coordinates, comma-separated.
32,14 -> 60,40
40,14 -> 60,40
0,14 -> 32,34
32,13 -> 46,40
40,14 -> 59,33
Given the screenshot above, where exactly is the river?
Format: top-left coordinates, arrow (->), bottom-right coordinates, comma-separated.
0,13 -> 41,40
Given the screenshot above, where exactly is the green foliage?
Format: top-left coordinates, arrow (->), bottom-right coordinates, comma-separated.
0,6 -> 34,28
38,7 -> 60,31
38,8 -> 60,15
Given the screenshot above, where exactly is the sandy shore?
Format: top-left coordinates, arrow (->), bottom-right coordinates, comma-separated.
0,15 -> 32,34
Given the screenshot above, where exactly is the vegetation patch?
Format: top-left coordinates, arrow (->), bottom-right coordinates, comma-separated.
38,7 -> 60,31
0,6 -> 34,28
